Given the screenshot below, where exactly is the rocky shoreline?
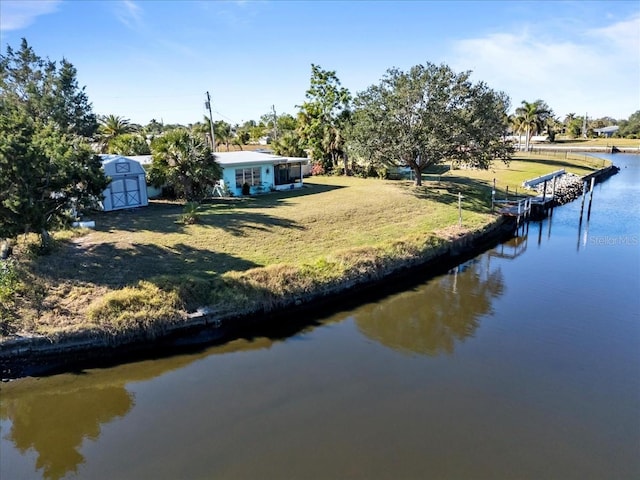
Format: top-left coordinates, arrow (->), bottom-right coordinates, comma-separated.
534,172 -> 584,205
534,165 -> 620,205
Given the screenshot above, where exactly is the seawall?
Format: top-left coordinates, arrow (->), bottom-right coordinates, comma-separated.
1,217 -> 515,380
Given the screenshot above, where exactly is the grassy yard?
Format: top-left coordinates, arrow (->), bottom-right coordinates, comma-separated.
0,152 -> 611,340
551,137 -> 640,147
445,151 -> 609,196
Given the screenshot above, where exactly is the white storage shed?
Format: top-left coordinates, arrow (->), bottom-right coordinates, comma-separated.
101,156 -> 149,211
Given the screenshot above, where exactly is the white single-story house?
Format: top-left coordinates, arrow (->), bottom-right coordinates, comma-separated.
100,155 -> 149,211
215,151 -> 309,196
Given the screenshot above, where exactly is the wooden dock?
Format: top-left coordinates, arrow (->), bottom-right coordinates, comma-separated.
492,169 -> 562,225
495,195 -> 554,221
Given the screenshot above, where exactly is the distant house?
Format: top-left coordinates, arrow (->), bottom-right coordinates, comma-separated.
215,151 -> 309,196
593,126 -> 619,138
100,155 -> 149,211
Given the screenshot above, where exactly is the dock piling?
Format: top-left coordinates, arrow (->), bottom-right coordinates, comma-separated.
587,177 -> 596,220
579,180 -> 587,223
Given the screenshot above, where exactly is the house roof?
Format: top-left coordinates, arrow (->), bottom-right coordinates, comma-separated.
593,126 -> 619,134
100,152 -> 309,168
214,151 -> 308,167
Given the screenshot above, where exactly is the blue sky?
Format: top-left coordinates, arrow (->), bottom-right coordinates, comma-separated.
1,0 -> 638,126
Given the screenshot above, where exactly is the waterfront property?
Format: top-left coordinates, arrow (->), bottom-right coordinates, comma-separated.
0,152 -> 612,356
1,155 -> 638,480
215,151 -> 309,196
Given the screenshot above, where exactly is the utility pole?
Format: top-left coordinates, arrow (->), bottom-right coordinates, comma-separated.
205,91 -> 216,152
271,104 -> 278,141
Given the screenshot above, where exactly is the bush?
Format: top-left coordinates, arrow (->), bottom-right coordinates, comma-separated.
242,182 -> 251,195
0,259 -> 21,335
310,163 -> 325,176
0,259 -> 20,302
180,202 -> 200,224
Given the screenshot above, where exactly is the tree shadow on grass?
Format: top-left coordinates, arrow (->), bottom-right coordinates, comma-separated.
399,177 -> 495,213
34,242 -> 258,289
90,202 -> 187,235
194,208 -> 305,237
206,181 -> 346,209
88,200 -> 307,238
84,183 -> 345,238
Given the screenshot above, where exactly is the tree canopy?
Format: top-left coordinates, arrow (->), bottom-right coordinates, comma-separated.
617,110 -> 640,138
149,129 -> 221,201
98,114 -> 134,152
107,133 -> 150,155
0,39 -> 106,246
298,64 -> 351,172
349,62 -> 512,185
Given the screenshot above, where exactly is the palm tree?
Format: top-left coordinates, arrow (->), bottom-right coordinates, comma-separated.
150,129 -> 220,201
214,121 -> 232,151
514,100 -> 552,151
510,114 -> 526,151
98,114 -> 133,153
271,130 -> 306,157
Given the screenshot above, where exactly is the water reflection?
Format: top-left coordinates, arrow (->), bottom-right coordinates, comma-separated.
355,254 -> 504,356
1,380 -> 133,479
0,337 -> 279,480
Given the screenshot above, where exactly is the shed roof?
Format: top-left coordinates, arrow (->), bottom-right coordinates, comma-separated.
100,155 -> 146,175
100,154 -> 152,165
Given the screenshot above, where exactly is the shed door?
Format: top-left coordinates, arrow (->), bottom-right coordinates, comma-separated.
110,177 -> 141,208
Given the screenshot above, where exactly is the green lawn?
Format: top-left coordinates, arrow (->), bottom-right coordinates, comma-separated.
444,152 -> 609,196
37,177 -> 491,285
1,152 -> 611,339
552,137 -> 640,147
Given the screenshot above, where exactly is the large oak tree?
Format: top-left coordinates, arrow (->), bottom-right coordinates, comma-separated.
349,63 -> 513,186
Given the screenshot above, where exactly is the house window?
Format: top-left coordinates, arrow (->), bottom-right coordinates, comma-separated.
235,167 -> 261,188
274,163 -> 302,185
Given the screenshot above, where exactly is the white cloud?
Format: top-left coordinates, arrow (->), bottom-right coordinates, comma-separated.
115,0 -> 143,29
587,14 -> 640,54
451,16 -> 640,119
0,0 -> 61,31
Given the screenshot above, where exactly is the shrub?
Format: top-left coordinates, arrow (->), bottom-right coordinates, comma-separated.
180,202 -> 200,224
0,259 -> 22,335
0,259 -> 20,302
242,182 -> 251,195
310,163 -> 325,176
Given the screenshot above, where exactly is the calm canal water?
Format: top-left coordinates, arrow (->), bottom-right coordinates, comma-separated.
2,154 -> 639,480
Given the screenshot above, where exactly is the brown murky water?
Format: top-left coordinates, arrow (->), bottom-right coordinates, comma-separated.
2,155 -> 639,479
